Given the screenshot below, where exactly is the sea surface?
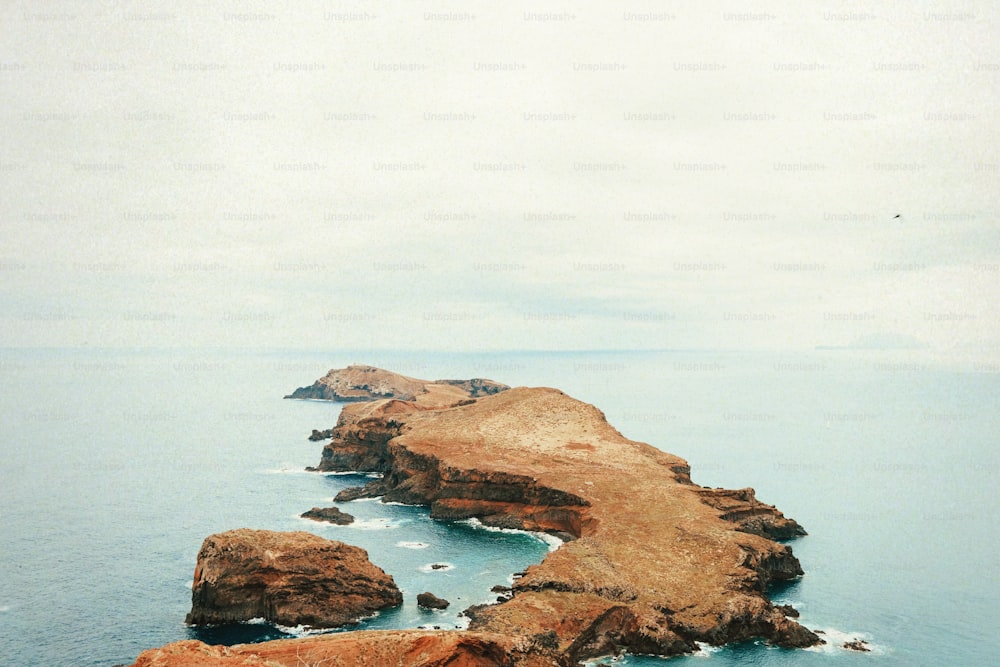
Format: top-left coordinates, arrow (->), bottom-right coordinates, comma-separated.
0,348 -> 996,666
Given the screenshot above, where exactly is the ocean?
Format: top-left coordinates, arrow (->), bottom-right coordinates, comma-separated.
0,348 -> 996,666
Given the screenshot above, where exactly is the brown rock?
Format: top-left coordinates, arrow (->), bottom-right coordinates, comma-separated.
300,506 -> 355,525
417,592 -> 450,609
695,486 -> 807,540
284,364 -> 509,404
844,639 -> 872,652
185,529 -> 401,628
130,631 -> 554,667
775,603 -> 800,618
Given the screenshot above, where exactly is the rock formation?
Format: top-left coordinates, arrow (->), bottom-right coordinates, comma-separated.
133,367 -> 820,666
185,529 -> 401,628
300,506 -> 355,525
417,592 -> 450,609
308,428 -> 334,441
284,364 -> 509,404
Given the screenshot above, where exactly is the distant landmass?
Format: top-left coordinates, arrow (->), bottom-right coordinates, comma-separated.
284,364 -> 510,403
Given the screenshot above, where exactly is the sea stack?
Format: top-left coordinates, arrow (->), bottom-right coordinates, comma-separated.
185,529 -> 401,628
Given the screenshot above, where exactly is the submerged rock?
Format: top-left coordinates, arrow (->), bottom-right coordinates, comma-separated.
185,529 -> 400,628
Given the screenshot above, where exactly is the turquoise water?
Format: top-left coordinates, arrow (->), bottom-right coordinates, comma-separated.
0,349 -> 996,665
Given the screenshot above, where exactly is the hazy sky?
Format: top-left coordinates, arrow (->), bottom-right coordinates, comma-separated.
2,2 -> 997,359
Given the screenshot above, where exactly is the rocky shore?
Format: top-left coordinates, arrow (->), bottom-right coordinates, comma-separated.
131,367 -> 819,665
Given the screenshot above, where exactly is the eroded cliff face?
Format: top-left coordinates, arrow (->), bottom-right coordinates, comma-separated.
316,386 -> 819,663
185,529 -> 401,629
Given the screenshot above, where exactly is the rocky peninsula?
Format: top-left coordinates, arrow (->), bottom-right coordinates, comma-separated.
132,366 -> 819,665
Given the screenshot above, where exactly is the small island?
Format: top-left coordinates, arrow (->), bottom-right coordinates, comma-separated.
132,366 -> 820,666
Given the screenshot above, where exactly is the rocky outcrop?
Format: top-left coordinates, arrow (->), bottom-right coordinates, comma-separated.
300,506 -> 354,525
417,592 -> 450,609
284,364 -> 509,404
308,428 -> 334,441
130,631 -> 557,667
185,529 -> 400,628
695,486 -> 806,540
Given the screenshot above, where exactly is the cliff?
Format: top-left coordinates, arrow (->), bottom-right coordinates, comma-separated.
185,529 -> 401,628
283,364 -> 509,404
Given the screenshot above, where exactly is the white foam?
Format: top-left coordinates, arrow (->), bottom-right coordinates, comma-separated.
692,642 -> 723,657
582,655 -> 626,665
458,518 -> 564,552
396,541 -> 430,549
419,562 -> 454,573
184,580 -> 193,590
262,467 -> 314,475
0,605 -> 10,613
806,627 -> 882,655
270,610 -> 381,638
324,470 -> 382,477
346,517 -> 402,530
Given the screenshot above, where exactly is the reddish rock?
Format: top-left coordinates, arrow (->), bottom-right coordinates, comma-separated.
185,529 -> 401,628
130,631 -> 553,667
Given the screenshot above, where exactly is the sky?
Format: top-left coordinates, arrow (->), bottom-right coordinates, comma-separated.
1,1 -> 998,360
